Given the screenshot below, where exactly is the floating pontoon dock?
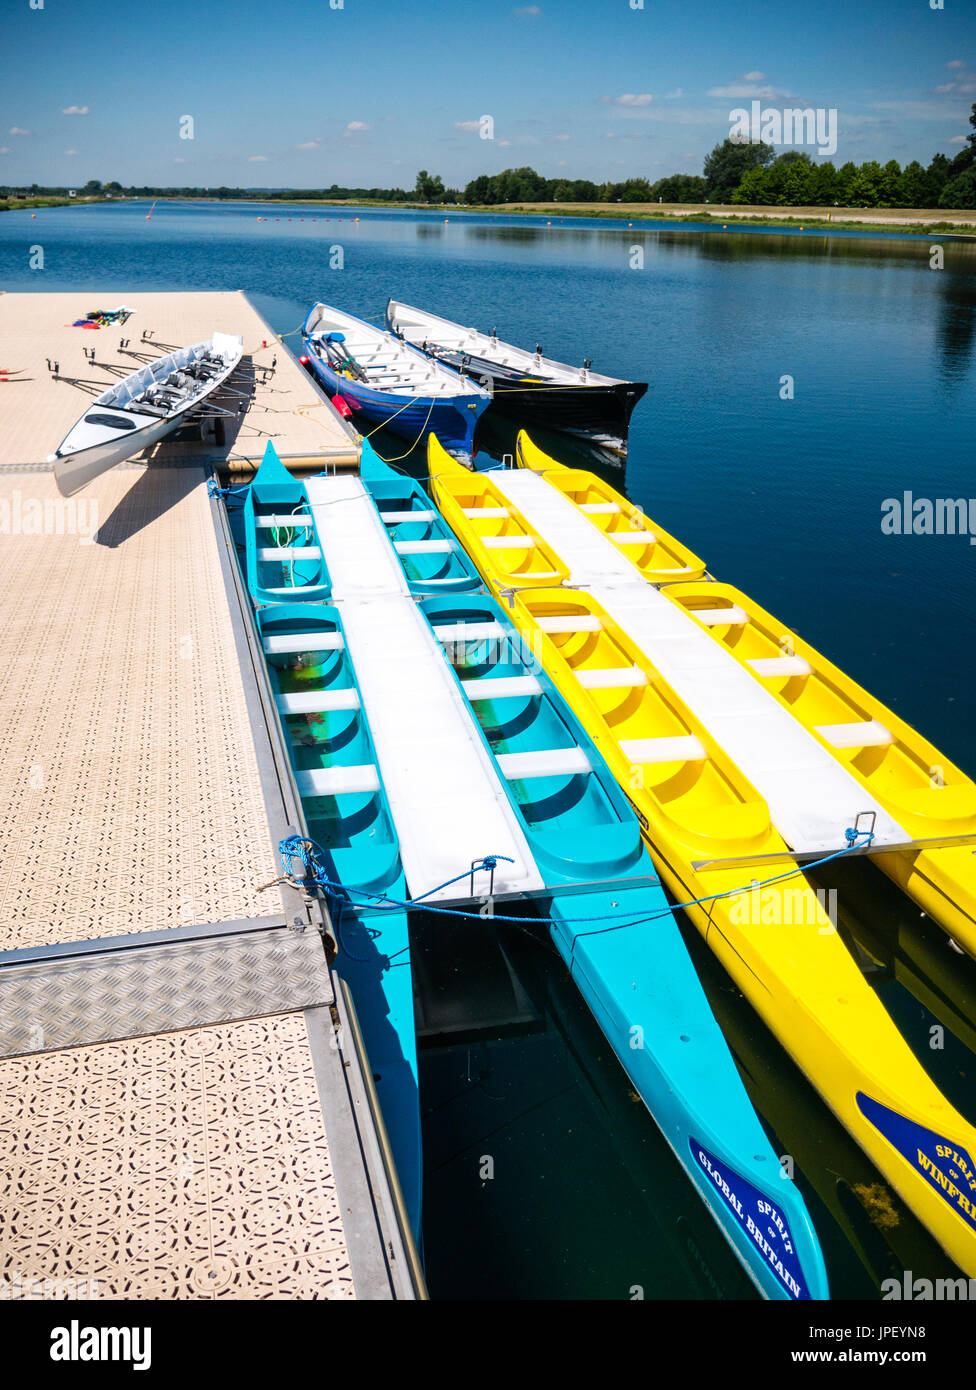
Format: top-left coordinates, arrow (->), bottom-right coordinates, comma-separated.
0,290 -> 360,476
0,295 -> 420,1300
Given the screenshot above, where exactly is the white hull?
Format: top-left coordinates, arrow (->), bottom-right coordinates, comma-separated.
52,332 -> 243,497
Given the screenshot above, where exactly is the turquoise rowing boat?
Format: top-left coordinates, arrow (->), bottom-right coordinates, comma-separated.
255,600 -> 421,1240
240,443 -> 829,1299
244,442 -> 332,605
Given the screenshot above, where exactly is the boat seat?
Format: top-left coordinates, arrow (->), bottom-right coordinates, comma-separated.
463,507 -> 510,520
276,688 -> 360,714
579,503 -> 621,514
619,735 -> 708,764
379,509 -> 437,523
748,656 -> 813,677
392,539 -> 455,555
815,720 -> 894,749
576,665 -> 647,690
496,748 -> 592,780
262,632 -> 344,655
536,615 -> 603,634
258,546 -> 321,562
433,621 -> 507,643
295,764 -> 381,797
255,515 -> 314,528
690,606 -> 749,626
611,530 -> 659,545
461,676 -> 542,701
482,535 -> 538,549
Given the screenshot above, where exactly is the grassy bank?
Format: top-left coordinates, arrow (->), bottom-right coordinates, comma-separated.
0,195 -> 107,212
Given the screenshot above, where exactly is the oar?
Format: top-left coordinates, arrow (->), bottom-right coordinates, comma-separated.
323,332 -> 368,382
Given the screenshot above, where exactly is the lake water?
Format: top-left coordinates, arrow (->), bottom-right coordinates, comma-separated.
3,199 -> 974,1299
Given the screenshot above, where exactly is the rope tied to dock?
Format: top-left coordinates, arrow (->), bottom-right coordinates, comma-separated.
268,829 -> 876,934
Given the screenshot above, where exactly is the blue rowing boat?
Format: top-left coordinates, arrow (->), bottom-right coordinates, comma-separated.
301,303 -> 491,459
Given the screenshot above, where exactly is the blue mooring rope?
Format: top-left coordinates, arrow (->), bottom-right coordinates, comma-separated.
277,828 -> 876,934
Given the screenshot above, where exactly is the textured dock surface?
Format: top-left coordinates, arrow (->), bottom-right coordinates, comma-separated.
0,391 -> 414,1298
0,290 -> 359,470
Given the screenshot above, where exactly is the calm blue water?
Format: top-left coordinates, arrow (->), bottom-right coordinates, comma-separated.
4,200 -> 974,1299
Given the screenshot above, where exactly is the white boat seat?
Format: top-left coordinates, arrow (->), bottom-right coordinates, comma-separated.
276,688 -> 360,714
461,676 -> 542,701
579,503 -> 621,514
392,539 -> 455,555
496,748 -> 592,780
690,606 -> 749,626
576,665 -> 648,690
433,621 -> 507,643
379,509 -> 436,523
295,764 -> 380,797
255,515 -> 314,528
815,720 -> 894,749
619,736 -> 708,764
262,632 -> 344,655
463,506 -> 510,519
611,530 -> 658,545
259,546 -> 321,562
748,656 -> 813,677
536,615 -> 603,634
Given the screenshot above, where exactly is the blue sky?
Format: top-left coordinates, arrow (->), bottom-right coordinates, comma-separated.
2,0 -> 975,187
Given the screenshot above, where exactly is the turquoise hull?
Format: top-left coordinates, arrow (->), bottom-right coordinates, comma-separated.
417,592 -> 829,1300
255,600 -> 421,1240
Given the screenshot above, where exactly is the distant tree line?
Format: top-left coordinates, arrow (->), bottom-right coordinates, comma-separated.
4,110 -> 974,211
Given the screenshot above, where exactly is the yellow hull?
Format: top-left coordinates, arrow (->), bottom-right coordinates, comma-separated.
428,433 -> 976,1275
660,578 -> 976,957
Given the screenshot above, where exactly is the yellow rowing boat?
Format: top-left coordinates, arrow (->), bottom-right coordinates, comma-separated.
429,432 -> 976,1276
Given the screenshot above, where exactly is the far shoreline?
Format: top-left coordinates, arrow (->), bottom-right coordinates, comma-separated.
4,193 -> 975,239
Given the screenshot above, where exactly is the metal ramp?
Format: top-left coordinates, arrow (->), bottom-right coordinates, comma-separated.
304,476 -> 546,902
490,470 -> 908,856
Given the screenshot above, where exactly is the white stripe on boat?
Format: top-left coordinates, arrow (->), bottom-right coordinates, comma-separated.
496,748 -> 592,779
461,676 -> 542,700
748,656 -> 813,677
576,665 -> 647,690
432,621 -> 507,643
304,474 -> 546,901
277,688 -> 360,714
258,546 -> 322,561
379,509 -> 437,523
392,539 -> 455,555
490,467 -> 909,855
816,720 -> 894,749
619,736 -> 708,764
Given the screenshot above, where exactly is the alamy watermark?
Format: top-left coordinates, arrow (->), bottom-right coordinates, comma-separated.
729,102 -> 838,157
0,490 -> 99,543
881,492 -> 976,545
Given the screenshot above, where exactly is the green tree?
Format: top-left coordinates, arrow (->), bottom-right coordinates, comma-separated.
703,137 -> 776,202
897,160 -> 930,209
651,174 -> 708,202
414,170 -> 445,202
808,161 -> 840,204
926,153 -> 950,203
939,166 -> 976,208
877,159 -> 903,207
82,179 -> 102,195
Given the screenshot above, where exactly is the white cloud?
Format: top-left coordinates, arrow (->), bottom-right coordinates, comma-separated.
454,120 -> 482,131
553,133 -> 571,141
173,157 -> 186,163
513,4 -> 540,13
665,87 -> 684,99
296,140 -> 319,150
0,146 -> 10,155
947,59 -> 966,69
62,105 -> 89,116
935,83 -> 956,93
604,132 -> 615,139
248,154 -> 268,162
346,121 -> 371,131
615,93 -> 654,106
949,134 -> 968,144
557,159 -> 567,166
65,148 -> 77,156
708,83 -> 789,99
498,139 -> 512,147
9,127 -> 30,136
741,71 -> 765,81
